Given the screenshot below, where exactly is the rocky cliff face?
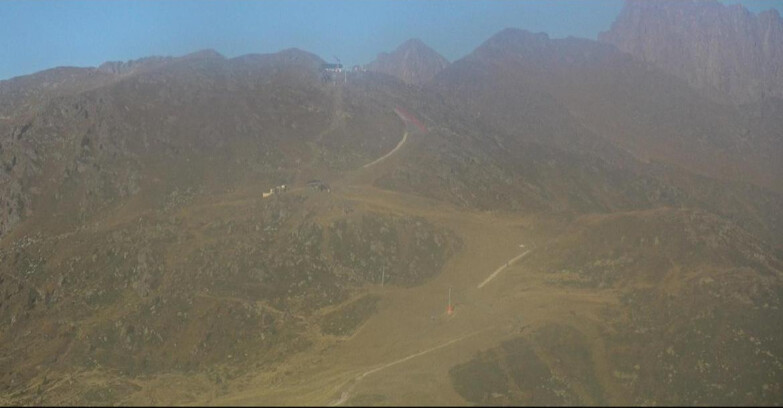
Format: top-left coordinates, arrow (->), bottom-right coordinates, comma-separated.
367,38 -> 450,85
600,0 -> 783,105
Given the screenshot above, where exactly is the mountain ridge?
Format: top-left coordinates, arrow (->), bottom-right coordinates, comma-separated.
367,38 -> 450,85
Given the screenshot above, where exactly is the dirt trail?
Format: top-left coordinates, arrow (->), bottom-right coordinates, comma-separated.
477,250 -> 532,289
363,132 -> 408,169
329,327 -> 490,406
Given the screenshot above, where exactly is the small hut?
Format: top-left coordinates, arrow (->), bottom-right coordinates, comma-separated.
307,180 -> 330,192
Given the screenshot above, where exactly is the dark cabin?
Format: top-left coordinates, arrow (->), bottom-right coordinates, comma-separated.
307,180 -> 330,192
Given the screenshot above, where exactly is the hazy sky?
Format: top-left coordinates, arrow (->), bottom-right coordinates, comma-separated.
1,0 -> 781,81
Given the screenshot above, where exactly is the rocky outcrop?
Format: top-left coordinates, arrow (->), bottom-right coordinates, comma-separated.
97,55 -> 174,75
600,0 -> 783,105
367,38 -> 449,85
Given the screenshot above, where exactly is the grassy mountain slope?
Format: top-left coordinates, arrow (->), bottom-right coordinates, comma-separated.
0,31 -> 781,405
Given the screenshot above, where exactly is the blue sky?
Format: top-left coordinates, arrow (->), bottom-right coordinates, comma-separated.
1,0 -> 781,81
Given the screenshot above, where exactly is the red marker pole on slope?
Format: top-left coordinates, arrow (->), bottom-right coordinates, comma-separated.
447,287 -> 454,315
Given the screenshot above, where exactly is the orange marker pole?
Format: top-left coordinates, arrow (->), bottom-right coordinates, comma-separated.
447,288 -> 454,315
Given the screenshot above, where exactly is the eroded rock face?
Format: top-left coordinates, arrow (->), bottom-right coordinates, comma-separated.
368,39 -> 450,85
600,0 -> 783,105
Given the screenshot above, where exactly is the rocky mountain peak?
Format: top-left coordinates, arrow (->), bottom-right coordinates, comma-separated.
599,0 -> 783,104
485,28 -> 550,47
468,28 -> 554,60
272,47 -> 325,65
367,38 -> 450,85
180,48 -> 225,60
97,55 -> 174,75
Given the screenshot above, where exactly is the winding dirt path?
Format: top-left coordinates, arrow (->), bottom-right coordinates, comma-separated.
362,131 -> 409,169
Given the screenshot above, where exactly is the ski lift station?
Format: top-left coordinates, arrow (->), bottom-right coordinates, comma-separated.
320,63 -> 343,73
